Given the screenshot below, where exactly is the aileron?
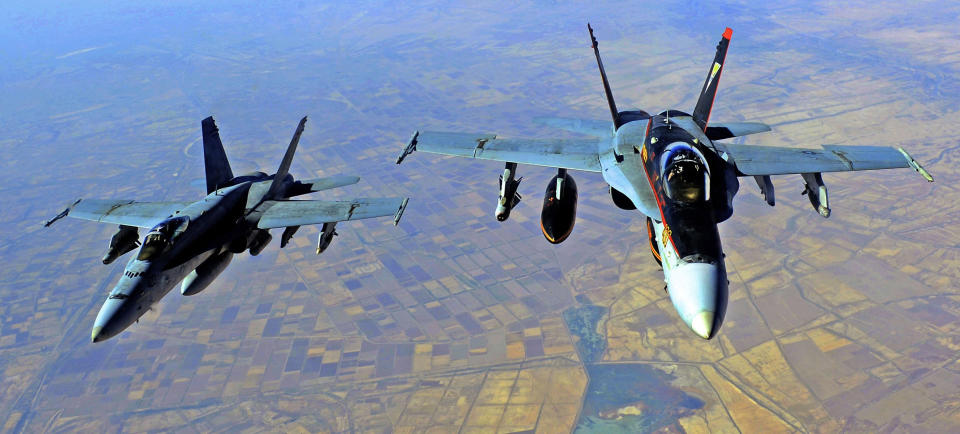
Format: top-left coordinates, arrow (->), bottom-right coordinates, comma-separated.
720,143 -> 915,176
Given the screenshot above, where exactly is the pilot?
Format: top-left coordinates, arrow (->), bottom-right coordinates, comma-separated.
664,149 -> 707,203
137,217 -> 189,261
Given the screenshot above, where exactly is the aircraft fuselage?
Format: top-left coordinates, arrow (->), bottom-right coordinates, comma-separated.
600,111 -> 733,339
91,179 -> 274,342
58,115 -> 408,343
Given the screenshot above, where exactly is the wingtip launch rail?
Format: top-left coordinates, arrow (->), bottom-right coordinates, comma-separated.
396,131 -> 419,164
898,147 -> 934,182
43,198 -> 82,227
394,198 -> 410,225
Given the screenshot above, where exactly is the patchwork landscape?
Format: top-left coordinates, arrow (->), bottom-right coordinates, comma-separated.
2,1 -> 959,431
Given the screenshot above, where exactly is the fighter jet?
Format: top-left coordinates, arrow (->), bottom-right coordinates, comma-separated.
47,116 -> 409,342
395,26 -> 933,340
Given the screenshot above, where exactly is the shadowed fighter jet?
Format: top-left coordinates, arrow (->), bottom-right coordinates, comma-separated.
47,116 -> 409,342
396,26 -> 933,339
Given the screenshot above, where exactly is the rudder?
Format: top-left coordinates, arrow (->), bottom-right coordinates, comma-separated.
693,28 -> 733,131
266,116 -> 307,199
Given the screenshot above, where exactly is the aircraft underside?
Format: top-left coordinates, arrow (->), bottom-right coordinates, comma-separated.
92,250 -> 215,342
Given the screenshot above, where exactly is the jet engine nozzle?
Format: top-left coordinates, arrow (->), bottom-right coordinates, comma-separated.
103,225 -> 140,264
495,162 -> 522,221
540,169 -> 578,244
182,251 -> 233,296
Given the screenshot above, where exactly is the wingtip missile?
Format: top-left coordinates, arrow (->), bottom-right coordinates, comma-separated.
396,131 -> 419,164
43,198 -> 82,227
897,147 -> 934,182
394,198 -> 409,225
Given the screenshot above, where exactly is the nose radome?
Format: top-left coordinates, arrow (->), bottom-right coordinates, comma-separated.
91,298 -> 124,343
690,311 -> 716,340
666,261 -> 726,340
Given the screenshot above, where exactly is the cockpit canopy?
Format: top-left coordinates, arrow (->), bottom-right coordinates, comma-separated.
661,143 -> 710,204
136,216 -> 189,261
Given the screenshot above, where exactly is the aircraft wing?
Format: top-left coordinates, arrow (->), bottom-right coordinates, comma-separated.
257,198 -> 409,229
66,199 -> 192,228
396,131 -> 602,172
716,143 -> 933,180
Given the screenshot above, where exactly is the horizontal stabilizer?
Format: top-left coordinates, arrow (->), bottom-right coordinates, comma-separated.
257,197 -> 409,229
285,175 -> 361,197
533,117 -> 614,137
617,110 -> 651,125
705,122 -> 770,141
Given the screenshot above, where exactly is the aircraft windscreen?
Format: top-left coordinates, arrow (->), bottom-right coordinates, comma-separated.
136,216 -> 189,261
662,145 -> 709,204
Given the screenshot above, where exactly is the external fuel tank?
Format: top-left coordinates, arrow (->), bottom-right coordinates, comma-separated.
540,170 -> 578,244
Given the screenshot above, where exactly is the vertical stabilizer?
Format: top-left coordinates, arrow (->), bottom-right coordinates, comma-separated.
201,116 -> 234,193
693,28 -> 732,131
588,24 -> 622,129
266,116 -> 307,199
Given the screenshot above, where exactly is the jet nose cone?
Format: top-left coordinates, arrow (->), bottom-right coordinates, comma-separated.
690,311 -> 716,340
91,298 -> 124,343
91,326 -> 103,343
666,261 -> 728,340
495,204 -> 510,221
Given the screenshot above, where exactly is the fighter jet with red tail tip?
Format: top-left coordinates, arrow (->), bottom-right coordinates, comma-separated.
395,25 -> 933,339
